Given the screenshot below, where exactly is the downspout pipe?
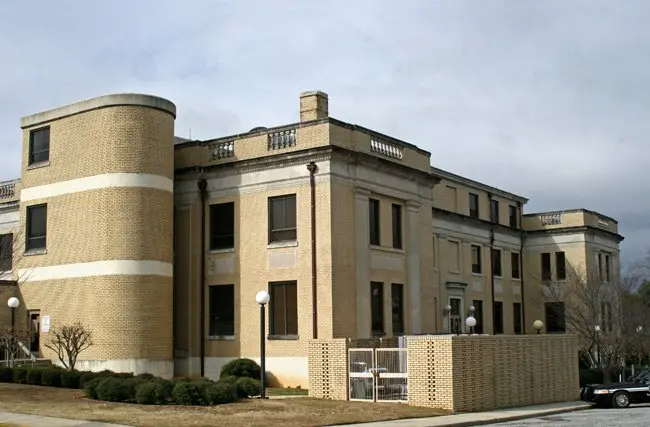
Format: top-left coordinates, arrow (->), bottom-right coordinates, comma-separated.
197,176 -> 208,377
517,201 -> 526,334
307,162 -> 318,339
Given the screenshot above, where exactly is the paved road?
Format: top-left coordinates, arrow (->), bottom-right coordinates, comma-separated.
492,405 -> 650,426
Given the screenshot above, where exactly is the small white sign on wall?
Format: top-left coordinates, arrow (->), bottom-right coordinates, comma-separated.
41,315 -> 51,333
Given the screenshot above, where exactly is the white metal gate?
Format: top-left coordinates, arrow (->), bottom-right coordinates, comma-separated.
348,348 -> 408,402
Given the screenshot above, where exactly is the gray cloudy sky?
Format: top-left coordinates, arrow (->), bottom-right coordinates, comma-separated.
0,0 -> 648,266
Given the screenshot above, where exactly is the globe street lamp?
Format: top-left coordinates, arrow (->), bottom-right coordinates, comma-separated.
443,304 -> 452,333
7,297 -> 19,365
255,290 -> 270,399
465,305 -> 477,335
533,320 -> 544,334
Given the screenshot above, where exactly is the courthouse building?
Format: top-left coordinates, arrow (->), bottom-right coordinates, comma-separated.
0,90 -> 623,387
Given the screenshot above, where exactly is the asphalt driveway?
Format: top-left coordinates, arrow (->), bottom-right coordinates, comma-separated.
492,404 -> 650,426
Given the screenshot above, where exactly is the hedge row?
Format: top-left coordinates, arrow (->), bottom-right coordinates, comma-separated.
0,358 -> 263,406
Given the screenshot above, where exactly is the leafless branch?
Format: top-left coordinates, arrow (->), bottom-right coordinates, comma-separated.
0,324 -> 31,361
43,322 -> 93,370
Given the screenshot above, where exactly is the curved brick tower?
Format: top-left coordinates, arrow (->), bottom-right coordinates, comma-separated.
17,94 -> 176,377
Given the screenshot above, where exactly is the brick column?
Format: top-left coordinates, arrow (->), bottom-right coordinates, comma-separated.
407,200 -> 422,334
354,188 -> 371,338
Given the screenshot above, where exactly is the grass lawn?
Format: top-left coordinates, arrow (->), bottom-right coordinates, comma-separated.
0,383 -> 447,427
266,386 -> 309,396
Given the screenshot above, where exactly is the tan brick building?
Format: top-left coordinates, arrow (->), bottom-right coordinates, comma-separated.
0,90 -> 623,386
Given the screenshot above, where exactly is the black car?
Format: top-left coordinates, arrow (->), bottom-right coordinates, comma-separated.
581,369 -> 650,408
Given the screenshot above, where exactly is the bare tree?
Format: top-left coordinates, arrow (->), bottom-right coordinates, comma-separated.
0,324 -> 31,363
44,322 -> 93,370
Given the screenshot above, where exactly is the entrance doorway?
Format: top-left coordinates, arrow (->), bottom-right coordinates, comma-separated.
28,311 -> 40,356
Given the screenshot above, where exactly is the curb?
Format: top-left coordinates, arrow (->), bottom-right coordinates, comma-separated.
433,405 -> 591,427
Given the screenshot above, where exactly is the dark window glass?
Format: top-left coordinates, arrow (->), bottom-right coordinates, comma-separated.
509,205 -> 518,228
209,285 -> 235,336
26,204 -> 47,251
490,199 -> 499,223
268,195 -> 296,243
392,204 -> 402,249
209,202 -> 234,250
493,301 -> 504,334
541,253 -> 551,280
269,281 -> 298,336
391,283 -> 404,335
492,249 -> 502,277
371,282 -> 384,335
511,252 -> 520,279
369,199 -> 380,246
472,300 -> 483,334
555,252 -> 566,280
0,234 -> 12,271
29,127 -> 50,164
545,302 -> 566,333
471,245 -> 482,274
513,303 -> 522,334
469,193 -> 479,218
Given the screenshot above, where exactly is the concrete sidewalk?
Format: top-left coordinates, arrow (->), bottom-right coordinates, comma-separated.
329,401 -> 591,426
0,411 -> 131,427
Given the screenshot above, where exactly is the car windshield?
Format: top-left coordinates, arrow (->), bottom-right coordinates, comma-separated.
628,371 -> 650,383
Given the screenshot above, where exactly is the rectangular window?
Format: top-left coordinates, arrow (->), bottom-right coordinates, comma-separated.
491,249 -> 502,277
369,199 -> 380,246
29,127 -> 50,165
0,234 -> 12,271
432,236 -> 436,267
493,301 -> 504,334
545,302 -> 566,333
605,254 -> 611,282
269,281 -> 298,337
268,195 -> 297,243
469,193 -> 479,218
597,253 -> 603,280
513,302 -> 522,334
490,199 -> 499,223
392,204 -> 402,249
555,251 -> 566,280
472,300 -> 483,334
26,204 -> 47,251
371,282 -> 384,335
391,283 -> 404,335
209,202 -> 235,250
541,253 -> 551,281
511,252 -> 521,279
208,284 -> 235,336
471,245 -> 482,274
509,205 -> 518,228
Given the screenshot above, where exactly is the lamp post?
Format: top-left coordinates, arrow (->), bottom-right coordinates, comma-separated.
7,297 -> 19,366
465,305 -> 476,335
533,320 -> 544,334
255,290 -> 270,399
443,304 -> 452,334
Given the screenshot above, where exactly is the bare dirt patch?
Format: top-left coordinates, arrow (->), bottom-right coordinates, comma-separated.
0,383 -> 447,427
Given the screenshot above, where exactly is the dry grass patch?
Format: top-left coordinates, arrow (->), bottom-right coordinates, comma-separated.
0,383 -> 447,427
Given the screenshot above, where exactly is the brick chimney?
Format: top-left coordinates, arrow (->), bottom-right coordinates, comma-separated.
299,90 -> 328,122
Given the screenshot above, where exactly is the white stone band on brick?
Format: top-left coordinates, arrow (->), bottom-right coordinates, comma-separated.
20,173 -> 174,202
19,260 -> 173,282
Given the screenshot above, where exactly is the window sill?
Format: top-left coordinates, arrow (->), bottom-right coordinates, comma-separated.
208,335 -> 235,341
493,275 -> 502,279
512,277 -> 522,282
268,335 -> 299,340
208,248 -> 235,254
267,241 -> 298,249
27,161 -> 50,170
472,272 -> 483,277
24,248 -> 47,256
448,270 -> 461,274
369,245 -> 405,254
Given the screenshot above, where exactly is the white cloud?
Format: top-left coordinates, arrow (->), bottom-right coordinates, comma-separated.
0,0 -> 647,263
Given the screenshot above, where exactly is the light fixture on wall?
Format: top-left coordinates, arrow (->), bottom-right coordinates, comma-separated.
255,290 -> 270,399
533,320 -> 544,334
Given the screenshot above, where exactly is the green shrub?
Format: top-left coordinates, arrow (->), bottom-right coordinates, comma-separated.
152,378 -> 173,401
219,375 -> 238,384
61,370 -> 82,389
41,368 -> 63,387
12,366 -> 29,384
235,377 -> 260,398
135,373 -> 155,381
83,377 -> 105,399
206,381 -> 238,405
25,368 -> 43,385
220,358 -> 261,380
122,377 -> 147,401
172,381 -> 206,405
135,380 -> 171,405
96,377 -> 130,402
0,366 -> 12,383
